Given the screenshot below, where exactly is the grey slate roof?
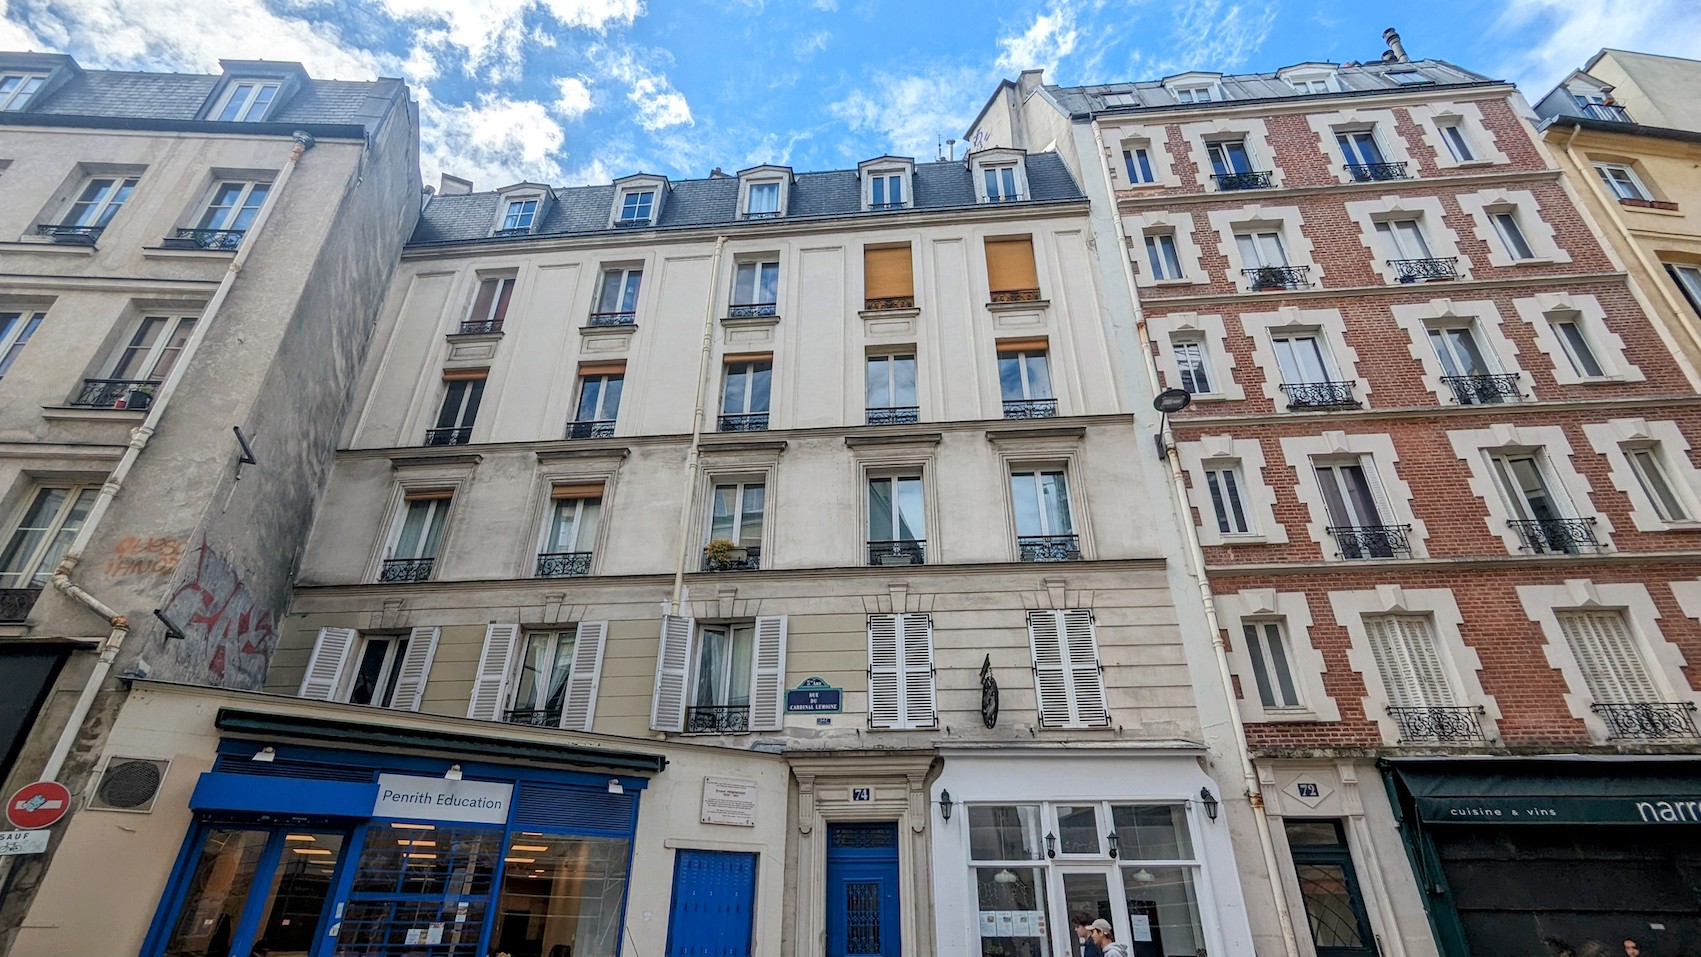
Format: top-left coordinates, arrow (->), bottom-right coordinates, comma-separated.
1045,59 -> 1496,116
411,153 -> 1085,246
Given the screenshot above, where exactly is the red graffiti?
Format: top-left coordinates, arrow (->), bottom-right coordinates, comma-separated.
162,541 -> 276,687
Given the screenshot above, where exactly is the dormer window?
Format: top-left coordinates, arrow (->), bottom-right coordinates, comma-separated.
491,184 -> 552,238
1388,71 -> 1434,86
970,149 -> 1030,204
1165,72 -> 1224,105
609,174 -> 668,229
502,199 -> 538,231
212,80 -> 281,122
870,173 -> 903,208
859,156 -> 914,212
1175,86 -> 1214,103
1279,64 -> 1338,95
0,73 -> 46,111
738,166 -> 793,221
747,183 -> 780,218
1101,91 -> 1137,107
985,165 -> 1019,202
621,191 -> 653,223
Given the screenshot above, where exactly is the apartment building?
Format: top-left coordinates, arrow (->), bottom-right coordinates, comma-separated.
0,52 -> 421,950
971,32 -> 1701,957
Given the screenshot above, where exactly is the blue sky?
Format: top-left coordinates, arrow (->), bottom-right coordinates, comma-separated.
3,0 -> 1698,190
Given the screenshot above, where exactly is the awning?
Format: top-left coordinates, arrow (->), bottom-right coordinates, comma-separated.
1385,757 -> 1701,825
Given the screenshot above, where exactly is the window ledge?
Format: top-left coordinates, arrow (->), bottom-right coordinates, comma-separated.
141,245 -> 236,261
1251,709 -> 1325,723
857,307 -> 921,321
721,315 -> 781,328
985,424 -> 1086,443
0,240 -> 94,256
1148,278 -> 1198,288
580,323 -> 638,337
1216,534 -> 1269,545
1654,521 -> 1701,532
1450,159 -> 1499,168
388,451 -> 483,469
39,405 -> 145,423
845,431 -> 943,448
986,298 -> 1051,314
1618,198 -> 1683,215
445,331 -> 504,343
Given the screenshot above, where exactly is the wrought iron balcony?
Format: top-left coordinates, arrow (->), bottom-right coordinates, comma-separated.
686,704 -> 751,733
1280,381 -> 1359,410
614,217 -> 652,228
718,412 -> 769,432
1391,257 -> 1459,283
423,426 -> 472,446
868,202 -> 907,211
71,378 -> 154,410
1345,162 -> 1409,182
535,551 -> 592,578
379,557 -> 435,583
868,540 -> 926,566
454,319 -> 502,335
1212,170 -> 1274,191
743,210 -> 782,220
1389,705 -> 1487,743
726,302 -> 778,320
703,544 -> 761,572
1328,524 -> 1414,560
1509,517 -> 1600,554
1580,103 -> 1633,123
1018,534 -> 1081,562
1442,374 -> 1521,405
1591,701 -> 1700,740
990,288 -> 1042,303
866,406 -> 919,426
503,707 -> 561,728
981,193 -> 1028,204
490,226 -> 532,238
1003,398 -> 1058,419
565,420 -> 615,439
0,586 -> 41,623
166,228 -> 246,250
864,296 -> 916,311
1245,265 -> 1311,291
587,310 -> 636,327
36,223 -> 102,245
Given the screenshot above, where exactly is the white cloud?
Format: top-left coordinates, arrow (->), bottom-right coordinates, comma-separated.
810,0 -> 837,10
419,90 -> 566,188
554,75 -> 594,118
995,3 -> 1078,76
795,29 -> 830,59
380,0 -> 641,77
829,64 -> 986,159
594,46 -> 693,130
1495,0 -> 1701,93
1157,0 -> 1275,74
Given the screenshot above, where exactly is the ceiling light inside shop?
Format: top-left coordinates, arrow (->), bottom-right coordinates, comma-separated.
505,857 -> 536,864
397,840 -> 438,847
405,853 -> 439,860
291,848 -> 334,856
392,822 -> 435,830
509,845 -> 550,852
285,834 -> 316,842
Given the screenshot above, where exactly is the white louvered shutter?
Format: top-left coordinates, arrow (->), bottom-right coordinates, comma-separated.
1559,610 -> 1660,704
1061,609 -> 1110,726
559,620 -> 608,731
389,626 -> 441,712
900,613 -> 938,728
466,624 -> 521,721
651,615 -> 695,732
1366,615 -> 1453,709
1029,611 -> 1073,727
749,615 -> 789,731
1358,456 -> 1397,527
867,614 -> 903,729
298,627 -> 358,700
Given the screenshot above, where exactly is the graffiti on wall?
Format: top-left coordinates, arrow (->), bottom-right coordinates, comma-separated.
154,540 -> 278,690
105,536 -> 188,579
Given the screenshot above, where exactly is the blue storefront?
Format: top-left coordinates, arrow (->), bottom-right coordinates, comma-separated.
141,708 -> 663,957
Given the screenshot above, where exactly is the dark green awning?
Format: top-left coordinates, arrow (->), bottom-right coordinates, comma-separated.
1385,758 -> 1701,825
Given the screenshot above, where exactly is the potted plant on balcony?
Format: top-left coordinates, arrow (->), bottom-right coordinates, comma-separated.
705,538 -> 747,564
1251,265 -> 1288,291
119,384 -> 154,411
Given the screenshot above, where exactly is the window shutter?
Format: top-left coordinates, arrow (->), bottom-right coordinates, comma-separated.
1367,615 -> 1453,709
1061,609 -> 1110,726
465,624 -> 521,721
867,614 -> 903,729
1028,611 -> 1073,727
1355,457 -> 1397,527
650,614 -> 695,732
1559,610 -> 1660,704
864,245 -> 914,300
298,627 -> 358,700
749,615 -> 789,732
985,237 -> 1039,293
559,620 -> 608,731
900,613 -> 938,728
389,626 -> 441,712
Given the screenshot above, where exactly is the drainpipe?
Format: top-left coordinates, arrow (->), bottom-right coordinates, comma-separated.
37,131 -> 318,784
1089,122 -> 1303,957
668,236 -> 729,612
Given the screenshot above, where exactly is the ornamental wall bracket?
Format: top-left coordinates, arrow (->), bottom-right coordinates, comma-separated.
980,654 -> 1000,729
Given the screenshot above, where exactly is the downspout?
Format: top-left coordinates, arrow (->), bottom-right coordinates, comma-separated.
37,131 -> 318,784
669,236 -> 729,612
1088,122 -> 1303,957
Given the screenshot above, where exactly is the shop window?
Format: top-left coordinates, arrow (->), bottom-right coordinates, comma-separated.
490,833 -> 632,957
650,614 -> 787,733
863,244 -> 915,310
1285,819 -> 1377,957
1055,804 -> 1103,855
1027,609 -> 1109,728
341,825 -> 502,954
156,826 -> 348,957
867,613 -> 936,728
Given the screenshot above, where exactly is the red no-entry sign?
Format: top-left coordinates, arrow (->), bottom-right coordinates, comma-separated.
7,781 -> 72,830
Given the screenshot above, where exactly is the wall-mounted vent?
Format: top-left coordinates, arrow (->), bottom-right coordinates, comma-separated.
88,757 -> 169,812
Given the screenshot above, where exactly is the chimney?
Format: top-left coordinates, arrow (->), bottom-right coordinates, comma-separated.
710,167 -> 731,179
438,173 -> 473,195
1383,27 -> 1409,63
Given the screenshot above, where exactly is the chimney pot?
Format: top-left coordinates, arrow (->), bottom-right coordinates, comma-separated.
1382,28 -> 1409,63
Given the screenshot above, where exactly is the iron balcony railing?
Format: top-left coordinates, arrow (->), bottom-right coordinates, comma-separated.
990,288 -> 1042,303
535,551 -> 592,578
1212,170 -> 1274,191
37,223 -> 102,244
1003,398 -> 1058,419
1509,517 -> 1600,554
1345,162 -> 1409,182
727,302 -> 778,320
423,426 -> 472,446
168,228 -> 246,250
1389,705 -> 1487,743
864,296 -> 916,311
981,193 -> 1028,204
1580,103 -> 1633,123
379,557 -> 435,583
868,540 -> 926,566
455,319 -> 502,335
686,705 -> 751,733
565,420 -> 615,439
614,217 -> 652,229
490,226 -> 532,238
1280,381 -> 1359,410
868,202 -> 907,211
1328,524 -> 1414,560
1246,265 -> 1311,291
1592,701 -> 1700,740
1443,373 -> 1521,405
866,406 -> 919,426
743,210 -> 782,220
718,412 -> 769,432
587,310 -> 636,327
503,707 -> 561,728
72,378 -> 154,409
703,544 -> 761,572
1018,534 -> 1081,562
0,586 -> 41,623
1391,257 -> 1459,282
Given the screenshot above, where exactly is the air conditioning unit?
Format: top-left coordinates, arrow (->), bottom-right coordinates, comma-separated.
87,757 -> 170,812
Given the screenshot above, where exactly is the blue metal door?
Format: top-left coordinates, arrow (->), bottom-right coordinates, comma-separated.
825,823 -> 901,957
664,848 -> 757,957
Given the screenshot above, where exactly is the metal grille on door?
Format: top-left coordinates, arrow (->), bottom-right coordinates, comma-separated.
846,882 -> 883,954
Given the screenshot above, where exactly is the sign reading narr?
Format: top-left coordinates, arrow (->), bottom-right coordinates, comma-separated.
373,773 -> 513,825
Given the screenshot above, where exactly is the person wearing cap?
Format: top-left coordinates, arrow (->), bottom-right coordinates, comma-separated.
1088,918 -> 1132,957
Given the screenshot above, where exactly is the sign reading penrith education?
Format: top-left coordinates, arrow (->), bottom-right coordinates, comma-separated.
374,774 -> 513,825
786,676 -> 843,714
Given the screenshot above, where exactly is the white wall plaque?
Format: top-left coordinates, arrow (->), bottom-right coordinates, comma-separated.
374,773 -> 513,825
701,777 -> 758,827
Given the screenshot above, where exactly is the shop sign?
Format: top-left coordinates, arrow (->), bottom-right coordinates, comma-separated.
1417,795 -> 1701,825
0,830 -> 50,856
373,774 -> 513,825
701,777 -> 758,827
786,677 -> 842,714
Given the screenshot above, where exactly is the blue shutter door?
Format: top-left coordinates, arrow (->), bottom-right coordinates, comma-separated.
663,849 -> 757,957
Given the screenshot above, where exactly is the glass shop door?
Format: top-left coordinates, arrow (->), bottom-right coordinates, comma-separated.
157,824 -> 349,957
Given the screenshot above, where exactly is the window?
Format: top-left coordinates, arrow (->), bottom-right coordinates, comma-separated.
984,236 -> 1040,301
538,487 -> 600,577
869,171 -> 905,209
1490,452 -> 1590,553
0,73 -> 46,111
297,626 -> 438,707
1174,85 -> 1213,103
1375,218 -> 1432,260
1204,464 -> 1252,535
1101,91 -> 1137,107
347,634 -> 413,707
694,623 -> 754,723
1491,210 -> 1536,261
1146,232 -> 1184,281
465,620 -> 605,728
1595,164 -> 1649,202
983,165 -> 1020,202
0,309 -> 44,379
1173,337 -> 1212,394
1437,121 -> 1475,162
1315,457 -> 1398,558
500,198 -> 538,232
1337,130 -> 1388,176
1669,264 -> 1701,318
867,476 -> 924,564
194,181 -> 269,237
510,630 -> 577,721
1242,621 -> 1301,708
1389,71 -> 1434,86
1550,316 -> 1605,378
1428,323 -> 1510,404
1286,820 -> 1377,956
592,267 -> 641,323
866,352 -> 917,424
462,276 -> 515,334
212,80 -> 281,122
58,175 -> 138,233
569,364 -> 623,438
745,181 -> 781,218
709,481 -> 765,549
998,341 -> 1054,418
1558,610 -> 1662,705
110,314 -> 197,383
1366,614 -> 1456,710
618,189 -> 655,224
1237,230 -> 1289,268
863,245 -> 914,309
719,358 -> 771,431
731,260 -> 779,312
1027,609 -> 1109,727
867,613 -> 936,728
0,486 -> 98,589
1272,333 -> 1332,389
1122,146 -> 1155,184
1625,447 -> 1689,522
1207,139 -> 1253,177
652,614 -> 786,732
382,492 -> 450,581
1011,469 -> 1076,559
427,372 -> 484,446
1290,77 -> 1332,94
